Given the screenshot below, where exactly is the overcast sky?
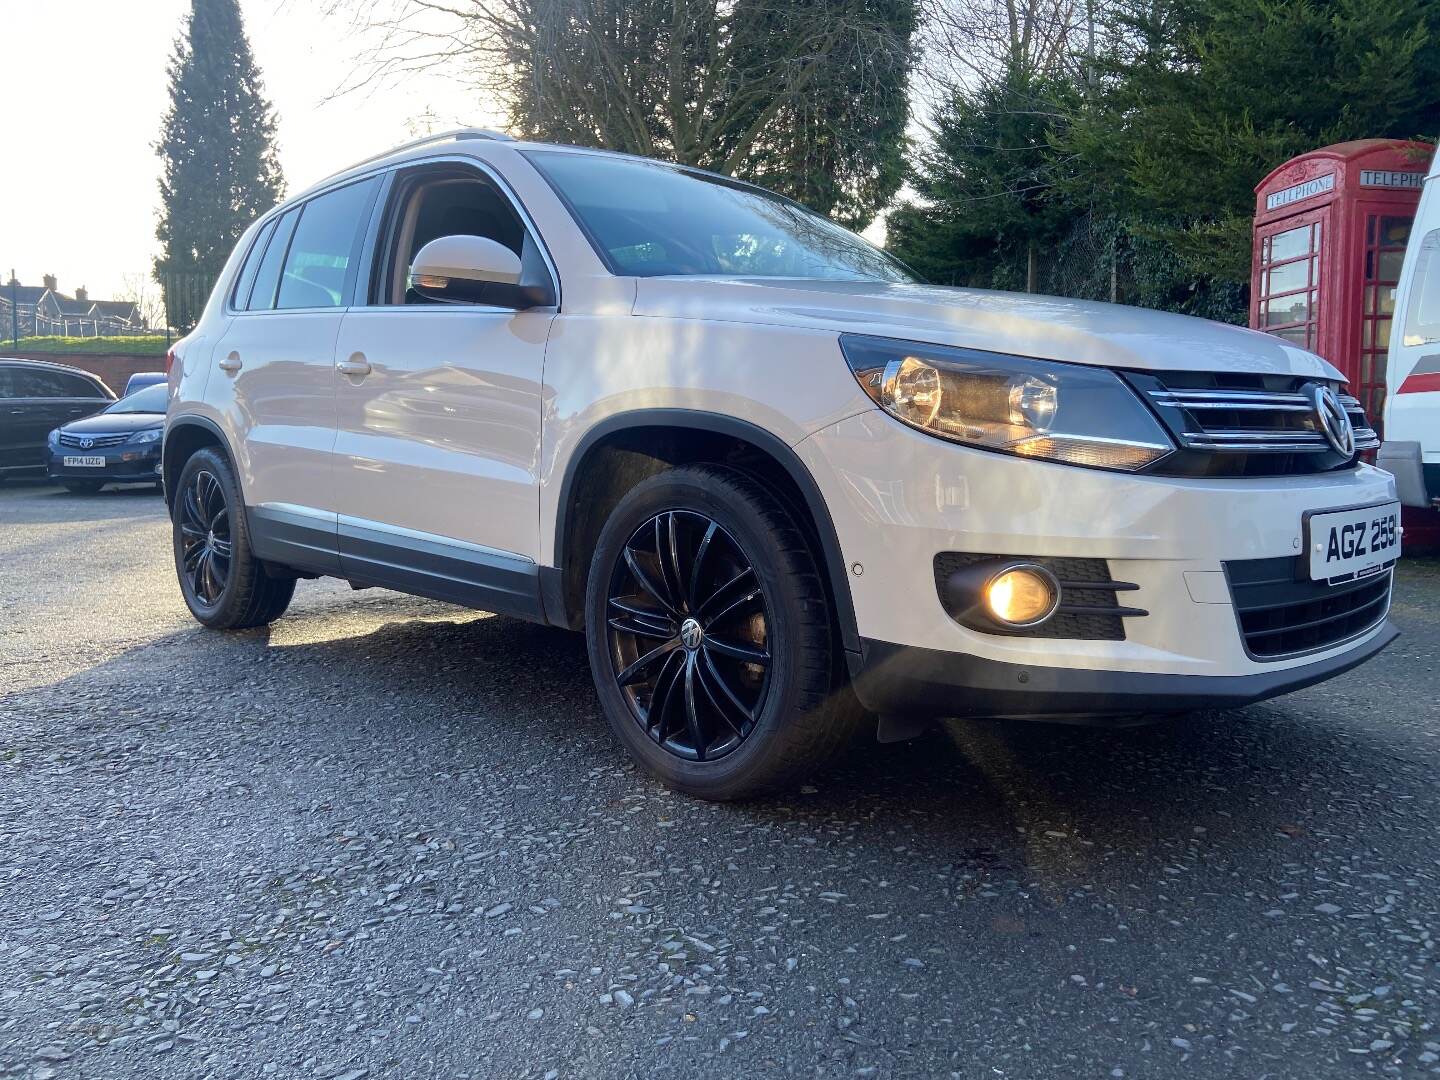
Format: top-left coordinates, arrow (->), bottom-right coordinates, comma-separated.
0,0 -> 498,303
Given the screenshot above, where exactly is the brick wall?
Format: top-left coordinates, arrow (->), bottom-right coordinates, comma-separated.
5,352 -> 165,396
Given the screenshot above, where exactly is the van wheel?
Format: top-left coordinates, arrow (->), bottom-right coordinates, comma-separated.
172,447 -> 295,629
585,464 -> 860,800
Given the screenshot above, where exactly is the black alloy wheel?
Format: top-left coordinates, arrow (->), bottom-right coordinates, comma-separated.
171,446 -> 295,629
586,464 -> 864,801
607,510 -> 772,761
178,468 -> 233,607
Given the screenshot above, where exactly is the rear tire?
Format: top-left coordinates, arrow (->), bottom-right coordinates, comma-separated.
172,447 -> 295,629
62,480 -> 104,494
584,464 -> 861,801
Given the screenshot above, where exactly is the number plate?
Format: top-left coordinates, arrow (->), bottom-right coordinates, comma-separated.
62,456 -> 106,468
1307,502 -> 1400,581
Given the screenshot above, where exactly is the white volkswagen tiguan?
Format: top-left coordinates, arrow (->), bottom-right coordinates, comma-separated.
164,130 -> 1400,800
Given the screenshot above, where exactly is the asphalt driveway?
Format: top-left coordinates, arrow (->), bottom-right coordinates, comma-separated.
1,480 -> 1437,1078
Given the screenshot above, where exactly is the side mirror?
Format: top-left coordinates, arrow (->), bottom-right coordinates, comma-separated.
409,234 -> 553,309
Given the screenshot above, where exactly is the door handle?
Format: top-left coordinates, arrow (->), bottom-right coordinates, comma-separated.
336,353 -> 372,377
218,351 -> 243,373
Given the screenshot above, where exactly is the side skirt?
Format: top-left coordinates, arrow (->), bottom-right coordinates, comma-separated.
337,516 -> 545,622
247,503 -> 545,623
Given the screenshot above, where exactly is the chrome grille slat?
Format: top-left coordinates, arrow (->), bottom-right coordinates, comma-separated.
1147,383 -> 1373,456
58,432 -> 128,449
1151,390 -> 1311,407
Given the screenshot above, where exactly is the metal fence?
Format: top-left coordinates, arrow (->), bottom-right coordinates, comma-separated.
158,271 -> 221,339
1,271 -> 220,347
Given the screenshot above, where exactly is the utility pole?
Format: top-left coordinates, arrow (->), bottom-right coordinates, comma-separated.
9,270 -> 17,348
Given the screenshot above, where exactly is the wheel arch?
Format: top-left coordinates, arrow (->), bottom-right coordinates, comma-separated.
548,409 -> 859,656
163,415 -> 232,511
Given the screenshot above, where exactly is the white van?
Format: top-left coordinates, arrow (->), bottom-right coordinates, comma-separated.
1380,153 -> 1440,510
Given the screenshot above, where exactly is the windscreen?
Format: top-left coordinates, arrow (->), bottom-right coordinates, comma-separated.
106,383 -> 168,414
526,150 -> 914,283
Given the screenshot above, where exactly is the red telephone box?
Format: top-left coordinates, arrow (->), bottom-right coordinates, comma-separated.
1251,139 -> 1433,424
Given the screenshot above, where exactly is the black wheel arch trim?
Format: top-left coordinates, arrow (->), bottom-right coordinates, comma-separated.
163,414 -> 234,509
552,409 -> 860,653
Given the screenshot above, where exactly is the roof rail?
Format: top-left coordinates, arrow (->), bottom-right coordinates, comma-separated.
349,128 -> 514,171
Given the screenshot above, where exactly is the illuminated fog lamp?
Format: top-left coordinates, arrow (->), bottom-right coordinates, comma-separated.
984,564 -> 1060,627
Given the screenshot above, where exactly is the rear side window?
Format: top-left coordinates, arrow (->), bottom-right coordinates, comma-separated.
0,368 -> 101,398
1402,228 -> 1440,347
276,177 -> 380,309
231,217 -> 277,310
246,208 -> 299,311
54,372 -> 106,397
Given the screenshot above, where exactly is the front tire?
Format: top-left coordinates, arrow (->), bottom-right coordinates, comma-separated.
172,447 -> 295,629
584,465 -> 860,800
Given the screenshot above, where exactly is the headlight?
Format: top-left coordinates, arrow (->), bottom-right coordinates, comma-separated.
47,429 -> 60,447
128,429 -> 162,445
840,335 -> 1174,471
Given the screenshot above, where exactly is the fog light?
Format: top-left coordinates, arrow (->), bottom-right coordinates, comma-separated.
985,565 -> 1059,627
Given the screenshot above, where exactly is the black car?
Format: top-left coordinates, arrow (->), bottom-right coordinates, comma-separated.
46,382 -> 168,493
0,358 -> 115,480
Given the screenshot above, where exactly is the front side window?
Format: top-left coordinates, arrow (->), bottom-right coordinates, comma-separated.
1403,228 -> 1440,348
379,169 -> 545,305
525,150 -> 913,283
276,177 -> 379,310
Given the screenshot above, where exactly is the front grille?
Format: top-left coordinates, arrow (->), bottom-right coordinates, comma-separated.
1125,371 -> 1378,477
58,432 -> 128,449
933,553 -> 1143,640
1224,556 -> 1392,660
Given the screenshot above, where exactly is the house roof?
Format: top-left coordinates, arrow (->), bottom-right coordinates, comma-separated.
53,298 -> 93,315
2,285 -> 49,305
89,300 -> 140,319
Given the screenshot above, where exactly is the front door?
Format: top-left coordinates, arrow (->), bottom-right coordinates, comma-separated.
331,162 -> 556,616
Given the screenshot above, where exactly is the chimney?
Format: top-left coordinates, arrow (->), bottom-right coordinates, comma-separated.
75,286 -> 88,303
42,273 -> 57,292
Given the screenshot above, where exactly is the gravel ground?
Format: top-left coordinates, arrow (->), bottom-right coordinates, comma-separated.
1,478 -> 1438,1079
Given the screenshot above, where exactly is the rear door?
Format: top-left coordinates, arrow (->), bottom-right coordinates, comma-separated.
209,175 -> 382,573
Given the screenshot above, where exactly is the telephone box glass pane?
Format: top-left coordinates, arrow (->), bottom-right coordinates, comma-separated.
1269,225 -> 1311,264
1274,327 -> 1307,344
1378,249 -> 1406,282
1267,261 -> 1308,295
1266,294 -> 1311,326
1379,217 -> 1412,247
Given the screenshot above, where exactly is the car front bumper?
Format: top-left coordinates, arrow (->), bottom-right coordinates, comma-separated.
797,410 -> 1402,719
46,443 -> 163,482
849,625 -> 1398,723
